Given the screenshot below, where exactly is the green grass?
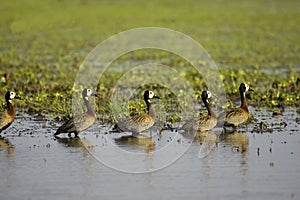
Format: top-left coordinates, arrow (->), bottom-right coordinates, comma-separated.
0,0 -> 299,121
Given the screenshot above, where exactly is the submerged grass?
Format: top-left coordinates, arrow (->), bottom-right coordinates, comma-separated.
0,0 -> 299,122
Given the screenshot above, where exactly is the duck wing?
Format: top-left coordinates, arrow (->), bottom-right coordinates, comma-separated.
115,114 -> 154,133
55,113 -> 95,135
225,108 -> 249,126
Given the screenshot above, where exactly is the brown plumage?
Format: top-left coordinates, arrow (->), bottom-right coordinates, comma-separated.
0,91 -> 21,134
180,90 -> 217,133
54,88 -> 97,137
219,83 -> 254,128
113,90 -> 160,135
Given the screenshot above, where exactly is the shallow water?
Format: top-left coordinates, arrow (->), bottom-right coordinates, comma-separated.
0,108 -> 299,200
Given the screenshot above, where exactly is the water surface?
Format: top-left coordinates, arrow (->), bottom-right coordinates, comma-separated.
0,108 -> 299,200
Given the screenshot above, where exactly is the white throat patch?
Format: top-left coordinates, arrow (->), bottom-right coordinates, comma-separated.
206,91 -> 212,99
245,84 -> 249,92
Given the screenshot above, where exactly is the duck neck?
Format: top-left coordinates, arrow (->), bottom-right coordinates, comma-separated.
146,99 -> 156,120
203,99 -> 216,118
84,97 -> 95,116
240,91 -> 249,112
6,100 -> 15,116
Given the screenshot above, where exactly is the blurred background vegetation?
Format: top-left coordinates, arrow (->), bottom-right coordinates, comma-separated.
0,0 -> 299,121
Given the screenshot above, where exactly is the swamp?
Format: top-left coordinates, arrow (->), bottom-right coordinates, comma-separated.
0,0 -> 299,199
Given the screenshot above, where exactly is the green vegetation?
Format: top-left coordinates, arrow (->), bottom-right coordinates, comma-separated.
0,0 -> 299,122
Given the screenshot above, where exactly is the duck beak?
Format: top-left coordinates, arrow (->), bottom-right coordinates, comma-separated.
91,93 -> 98,97
153,95 -> 160,99
15,95 -> 22,100
248,88 -> 255,92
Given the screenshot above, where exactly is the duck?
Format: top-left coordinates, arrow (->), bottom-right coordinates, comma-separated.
54,88 -> 97,137
180,90 -> 217,133
113,90 -> 160,135
219,83 -> 254,129
0,91 -> 21,134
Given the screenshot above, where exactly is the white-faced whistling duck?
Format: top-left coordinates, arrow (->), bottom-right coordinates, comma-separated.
0,91 -> 21,133
180,90 -> 217,133
220,83 -> 254,129
54,88 -> 97,137
113,90 -> 160,135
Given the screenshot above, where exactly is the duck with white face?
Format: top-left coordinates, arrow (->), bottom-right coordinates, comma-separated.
0,91 -> 21,133
180,90 -> 217,133
218,83 -> 254,129
113,90 -> 160,135
54,88 -> 98,138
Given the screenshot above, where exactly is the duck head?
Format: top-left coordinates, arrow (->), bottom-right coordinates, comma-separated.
201,90 -> 212,100
5,91 -> 21,103
82,88 -> 98,101
144,90 -> 160,104
239,83 -> 254,94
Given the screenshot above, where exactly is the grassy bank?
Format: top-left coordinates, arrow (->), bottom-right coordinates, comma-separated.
0,0 -> 299,121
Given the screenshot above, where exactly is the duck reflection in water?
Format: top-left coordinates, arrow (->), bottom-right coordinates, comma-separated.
55,136 -> 94,149
219,131 -> 249,153
180,130 -> 217,158
114,135 -> 155,153
180,130 -> 217,143
0,135 -> 14,155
